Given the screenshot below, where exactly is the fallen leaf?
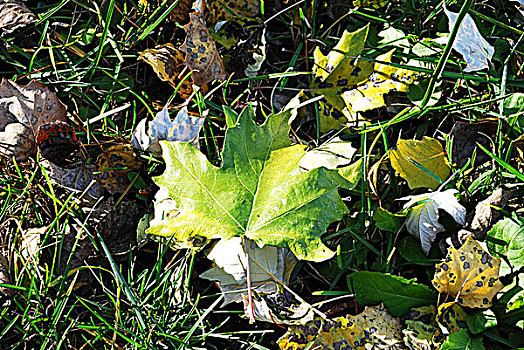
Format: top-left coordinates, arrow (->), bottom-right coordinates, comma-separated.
148,107 -> 350,262
436,302 -> 467,335
440,329 -> 484,350
470,188 -> 512,239
450,121 -> 496,169
213,17 -> 266,77
402,189 -> 466,255
36,120 -> 79,166
96,144 -> 141,195
200,237 -> 297,305
42,160 -> 104,199
403,320 -> 438,350
18,227 -> 43,264
0,79 -> 67,161
373,207 -> 405,233
0,254 -> 9,295
443,5 -> 494,72
432,237 -> 504,308
181,12 -> 227,86
139,43 -> 194,99
277,304 -> 404,350
347,271 -> 436,316
0,0 -> 36,35
310,25 -> 420,132
131,106 -> 205,153
389,137 -> 451,190
206,0 -> 261,26
168,0 -> 192,24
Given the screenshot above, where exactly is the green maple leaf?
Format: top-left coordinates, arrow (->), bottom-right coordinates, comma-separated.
148,107 -> 352,262
310,24 -> 420,132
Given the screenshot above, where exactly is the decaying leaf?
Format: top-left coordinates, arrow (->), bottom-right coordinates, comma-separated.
436,302 -> 467,335
148,107 -> 350,262
139,44 -> 194,99
432,237 -> 504,308
390,137 -> 450,190
450,121 -> 496,169
443,5 -> 494,72
18,227 -> 43,264
470,188 -> 512,239
132,106 -> 204,153
168,0 -> 192,24
310,25 -> 420,132
213,17 -> 266,77
206,0 -> 261,26
36,120 -> 79,166
0,79 -> 67,161
277,304 -> 404,350
0,254 -> 9,295
0,0 -> 36,35
181,12 -> 227,86
403,320 -> 437,350
42,160 -> 103,199
402,189 -> 466,255
96,144 -> 141,195
200,237 -> 297,305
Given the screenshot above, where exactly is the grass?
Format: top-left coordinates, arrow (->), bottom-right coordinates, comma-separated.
1,0 -> 524,348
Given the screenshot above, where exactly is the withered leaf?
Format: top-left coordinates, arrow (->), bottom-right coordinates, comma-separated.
181,12 -> 227,86
0,0 -> 36,35
96,144 -> 141,195
450,121 -> 496,168
0,79 -> 67,161
470,187 -> 512,239
206,0 -> 261,26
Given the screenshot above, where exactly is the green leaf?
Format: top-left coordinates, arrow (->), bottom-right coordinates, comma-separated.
487,218 -> 524,277
467,310 -> 497,334
373,207 -> 404,233
440,329 -> 485,350
148,107 -> 350,262
347,271 -> 436,316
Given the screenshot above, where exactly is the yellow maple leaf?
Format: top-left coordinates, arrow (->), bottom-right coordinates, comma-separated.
432,237 -> 504,308
389,136 -> 450,190
436,301 -> 467,335
278,304 -> 404,350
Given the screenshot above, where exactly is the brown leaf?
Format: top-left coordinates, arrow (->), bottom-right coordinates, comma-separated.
42,160 -> 104,199
0,79 -> 67,161
0,0 -> 36,35
206,0 -> 261,26
470,187 -> 513,239
0,254 -> 10,295
169,0 -> 192,24
450,121 -> 496,168
181,12 -> 227,86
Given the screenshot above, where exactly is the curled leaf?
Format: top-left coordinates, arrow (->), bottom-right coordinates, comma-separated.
0,0 -> 36,35
432,237 -> 504,308
402,189 -> 466,255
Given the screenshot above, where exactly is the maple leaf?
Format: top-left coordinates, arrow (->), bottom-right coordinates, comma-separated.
148,107 -> 350,262
277,304 -> 404,350
310,24 -> 420,132
432,237 -> 504,308
402,189 -> 466,255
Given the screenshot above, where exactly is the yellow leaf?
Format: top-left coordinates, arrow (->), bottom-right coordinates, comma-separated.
353,0 -> 390,8
436,301 -> 467,335
389,136 -> 450,190
432,237 -> 504,308
278,304 -> 404,350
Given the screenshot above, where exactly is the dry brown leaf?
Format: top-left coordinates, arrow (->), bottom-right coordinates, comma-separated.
42,160 -> 104,199
0,254 -> 10,295
0,79 -> 66,161
450,121 -> 496,169
96,144 -> 141,195
0,0 -> 36,35
181,12 -> 227,86
169,0 -> 192,24
470,187 -> 513,239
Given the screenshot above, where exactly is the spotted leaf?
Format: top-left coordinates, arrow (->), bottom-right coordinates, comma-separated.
181,12 -> 227,86
277,304 -> 404,350
96,144 -> 141,195
206,0 -> 261,26
432,237 -> 504,308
